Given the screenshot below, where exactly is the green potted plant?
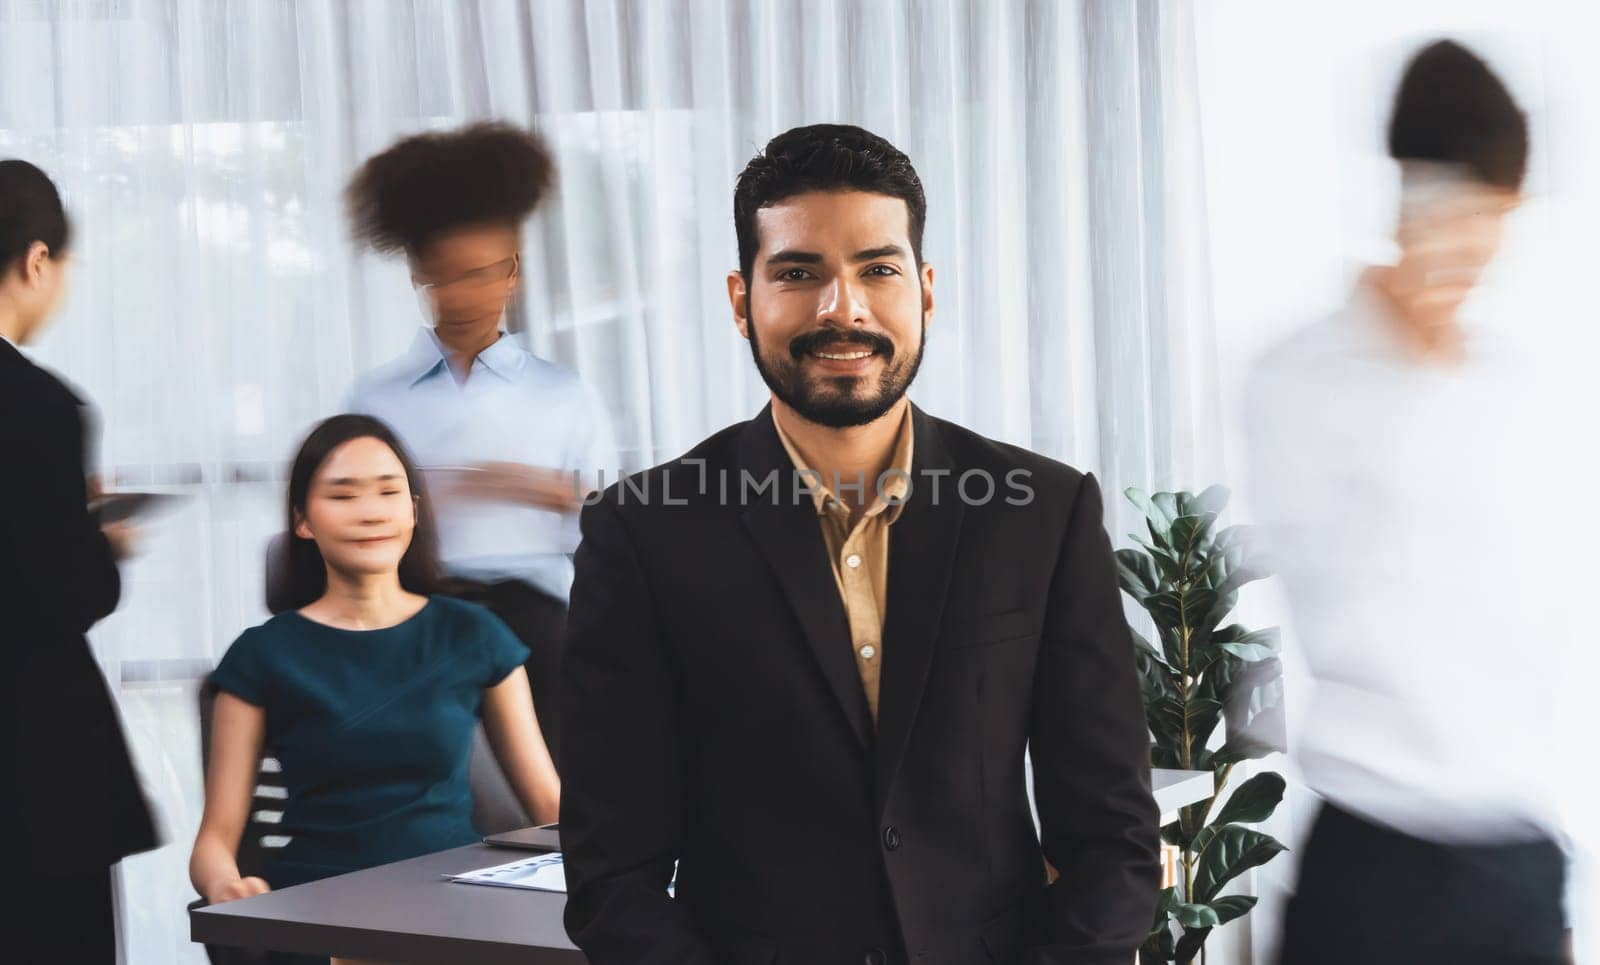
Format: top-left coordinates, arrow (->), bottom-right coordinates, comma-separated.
1116,486 -> 1288,965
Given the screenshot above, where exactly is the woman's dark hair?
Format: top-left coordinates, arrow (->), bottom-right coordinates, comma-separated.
1388,40 -> 1529,191
345,121 -> 556,256
733,124 -> 926,280
0,159 -> 71,276
283,414 -> 443,610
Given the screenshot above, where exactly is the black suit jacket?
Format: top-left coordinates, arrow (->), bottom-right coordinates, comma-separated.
562,405 -> 1158,965
0,339 -> 157,872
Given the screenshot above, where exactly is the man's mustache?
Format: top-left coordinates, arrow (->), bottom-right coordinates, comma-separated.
788,327 -> 896,361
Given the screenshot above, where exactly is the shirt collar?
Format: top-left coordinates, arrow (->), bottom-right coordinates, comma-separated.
773,403 -> 915,524
405,327 -> 523,387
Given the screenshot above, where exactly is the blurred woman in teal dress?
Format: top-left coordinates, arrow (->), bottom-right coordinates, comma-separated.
188,415 -> 560,947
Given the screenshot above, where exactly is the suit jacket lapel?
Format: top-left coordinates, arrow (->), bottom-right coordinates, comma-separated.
875,406 -> 965,811
738,406 -> 875,750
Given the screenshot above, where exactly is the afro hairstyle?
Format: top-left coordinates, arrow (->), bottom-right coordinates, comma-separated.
346,121 -> 555,255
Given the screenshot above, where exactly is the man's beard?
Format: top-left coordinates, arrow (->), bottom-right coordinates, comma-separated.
746,293 -> 925,429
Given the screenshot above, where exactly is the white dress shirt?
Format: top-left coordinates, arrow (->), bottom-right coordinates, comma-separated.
346,328 -> 617,602
1245,283 -> 1578,847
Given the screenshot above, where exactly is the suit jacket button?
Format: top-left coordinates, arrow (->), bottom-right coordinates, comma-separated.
882,826 -> 901,851
864,948 -> 887,965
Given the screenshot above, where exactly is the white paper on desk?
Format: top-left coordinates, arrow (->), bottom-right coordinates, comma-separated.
445,852 -> 677,897
446,853 -> 568,893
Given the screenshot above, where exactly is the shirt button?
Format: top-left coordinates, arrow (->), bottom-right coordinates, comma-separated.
845,553 -> 862,569
859,644 -> 877,660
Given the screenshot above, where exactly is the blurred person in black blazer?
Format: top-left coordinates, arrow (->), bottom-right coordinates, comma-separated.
0,159 -> 157,961
560,125 -> 1159,965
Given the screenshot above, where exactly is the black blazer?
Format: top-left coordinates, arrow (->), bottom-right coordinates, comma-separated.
561,405 -> 1158,965
0,339 -> 157,872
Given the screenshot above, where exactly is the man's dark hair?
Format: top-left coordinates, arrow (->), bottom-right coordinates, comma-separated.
0,159 -> 70,276
1388,39 -> 1529,190
734,124 -> 925,279
346,121 -> 555,256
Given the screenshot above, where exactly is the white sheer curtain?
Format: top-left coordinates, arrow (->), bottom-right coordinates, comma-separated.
0,2 -> 1217,960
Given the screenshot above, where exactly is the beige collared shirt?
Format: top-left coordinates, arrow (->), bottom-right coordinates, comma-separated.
773,404 -> 914,725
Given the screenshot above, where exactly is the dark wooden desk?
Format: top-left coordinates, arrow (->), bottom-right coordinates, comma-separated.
190,843 -> 583,964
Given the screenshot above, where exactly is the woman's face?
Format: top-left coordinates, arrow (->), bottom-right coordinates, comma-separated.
294,436 -> 416,581
410,223 -> 520,342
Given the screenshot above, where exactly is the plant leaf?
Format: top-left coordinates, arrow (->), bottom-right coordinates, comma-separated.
1218,641 -> 1275,663
1152,492 -> 1182,531
1195,649 -> 1239,706
1132,536 -> 1187,585
1153,924 -> 1177,960
1215,563 -> 1269,597
1221,656 -> 1287,755
1180,484 -> 1231,519
1208,895 -> 1259,925
1182,591 -> 1221,670
1134,636 -> 1178,721
1192,621 -> 1248,662
1210,523 -> 1255,555
1193,826 -> 1287,903
1151,745 -> 1182,769
1149,695 -> 1187,747
1156,624 -> 1186,672
1117,548 -> 1161,600
1169,512 -> 1219,562
1174,903 -> 1221,929
1203,547 -> 1235,592
1142,591 -> 1184,632
1208,737 -> 1265,767
1174,927 -> 1211,964
1208,772 -> 1286,828
1184,698 -> 1223,728
1241,626 -> 1281,653
1180,588 -> 1218,633
1149,886 -> 1179,936
1210,524 -> 1268,594
1146,517 -> 1172,552
1125,486 -> 1157,522
1127,487 -> 1178,546
1197,589 -> 1236,636
1183,698 -> 1224,758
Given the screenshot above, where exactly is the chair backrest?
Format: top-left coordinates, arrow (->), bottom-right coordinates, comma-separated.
469,724 -> 531,833
263,531 -> 294,616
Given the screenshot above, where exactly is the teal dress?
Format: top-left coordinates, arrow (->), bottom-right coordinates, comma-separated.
208,596 -> 530,889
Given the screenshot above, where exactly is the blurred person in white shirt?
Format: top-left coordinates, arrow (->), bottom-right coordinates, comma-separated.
1247,39 -> 1585,964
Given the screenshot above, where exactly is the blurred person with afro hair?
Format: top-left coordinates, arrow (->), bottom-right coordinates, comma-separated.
343,122 -> 617,772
